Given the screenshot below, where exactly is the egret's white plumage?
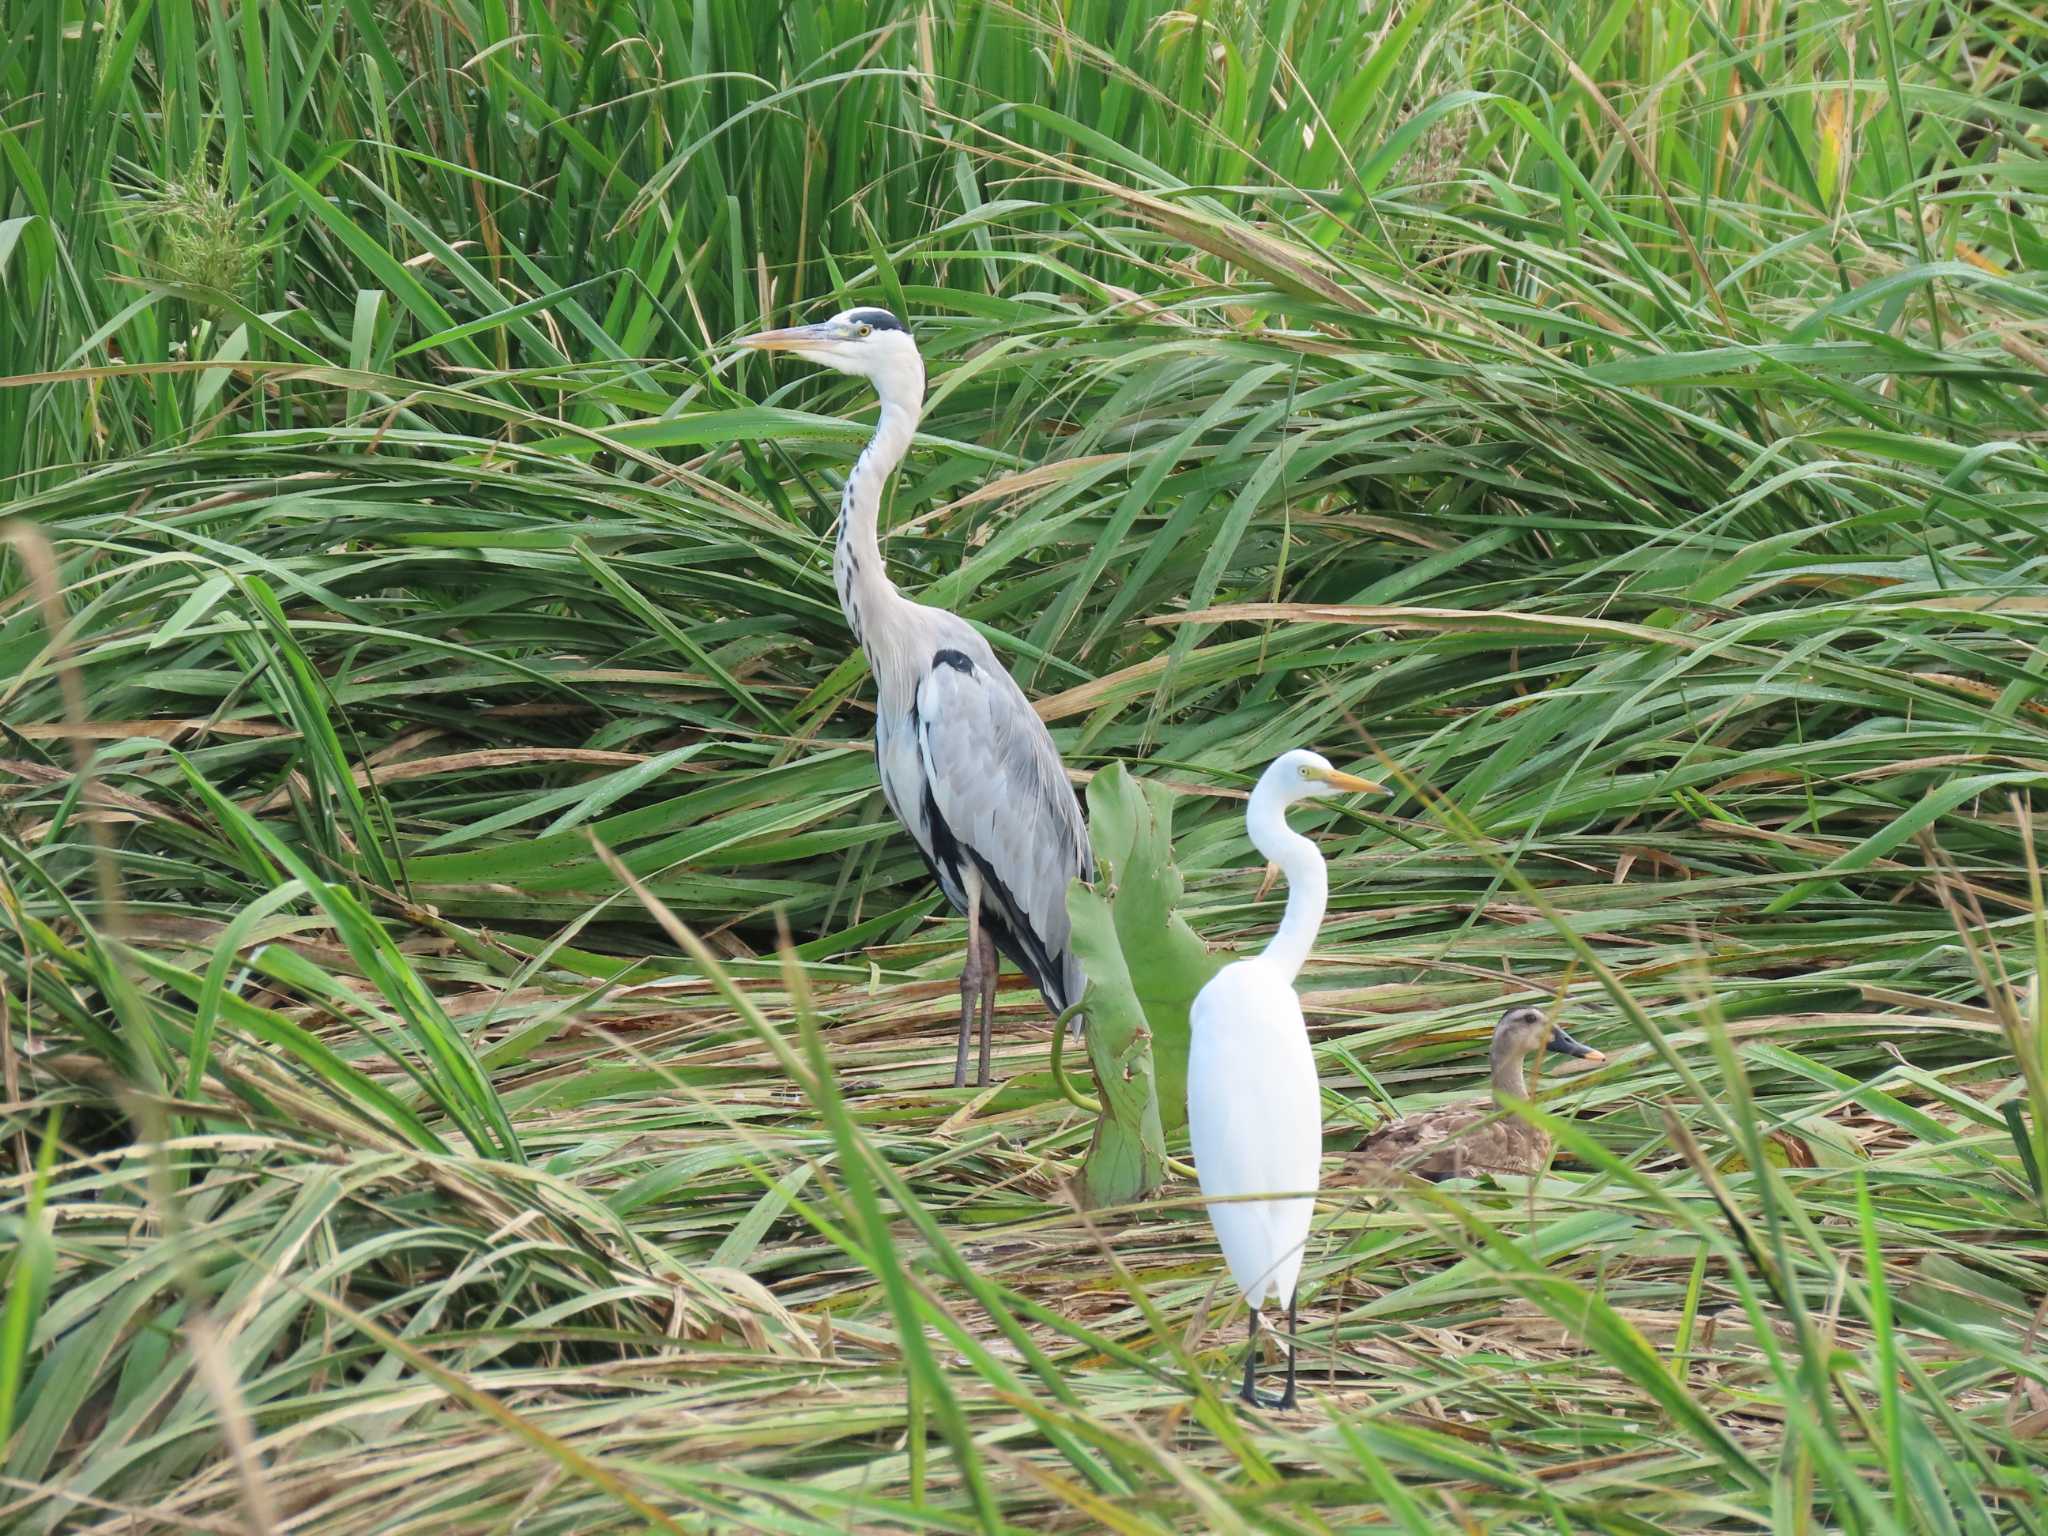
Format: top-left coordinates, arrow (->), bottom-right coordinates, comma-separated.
1187,748 -> 1383,1409
1188,961 -> 1320,1307
738,308 -> 1092,1087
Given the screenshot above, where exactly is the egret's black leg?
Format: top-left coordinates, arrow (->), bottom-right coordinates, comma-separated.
1232,1305 -> 1298,1411
1277,1289 -> 1300,1412
975,926 -> 998,1087
1238,1309 -> 1262,1406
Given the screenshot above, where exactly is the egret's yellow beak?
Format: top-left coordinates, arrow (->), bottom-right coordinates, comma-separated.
1310,767 -> 1386,794
737,323 -> 839,352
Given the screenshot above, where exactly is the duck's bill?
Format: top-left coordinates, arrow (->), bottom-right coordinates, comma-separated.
1311,767 -> 1387,793
737,323 -> 838,351
1547,1026 -> 1605,1062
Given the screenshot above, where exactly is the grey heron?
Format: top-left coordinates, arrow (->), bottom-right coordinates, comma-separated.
1187,749 -> 1382,1410
738,307 -> 1093,1087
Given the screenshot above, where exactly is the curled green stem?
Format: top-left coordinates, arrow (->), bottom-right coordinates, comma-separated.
1051,1008 -> 1198,1181
1048,1004 -> 1100,1113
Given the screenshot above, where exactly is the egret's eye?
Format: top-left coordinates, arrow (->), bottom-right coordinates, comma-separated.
1299,765 -> 1313,778
856,323 -> 873,338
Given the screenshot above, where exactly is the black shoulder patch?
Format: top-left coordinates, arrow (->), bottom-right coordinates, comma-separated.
845,307 -> 906,332
931,648 -> 975,675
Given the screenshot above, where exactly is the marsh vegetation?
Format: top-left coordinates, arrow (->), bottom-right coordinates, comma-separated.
5,1 -> 2048,1529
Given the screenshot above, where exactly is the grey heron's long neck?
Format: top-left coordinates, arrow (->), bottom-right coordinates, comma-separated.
836,397 -> 917,650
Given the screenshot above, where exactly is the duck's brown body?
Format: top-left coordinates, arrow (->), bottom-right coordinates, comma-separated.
1350,1106 -> 1555,1181
1348,1006 -> 1602,1183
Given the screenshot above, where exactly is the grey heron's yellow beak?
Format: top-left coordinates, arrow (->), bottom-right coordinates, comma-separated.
1309,767 -> 1387,794
737,323 -> 840,353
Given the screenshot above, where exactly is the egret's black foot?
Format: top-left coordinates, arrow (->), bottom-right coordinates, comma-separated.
1234,1382 -> 1308,1412
1237,1386 -> 1296,1411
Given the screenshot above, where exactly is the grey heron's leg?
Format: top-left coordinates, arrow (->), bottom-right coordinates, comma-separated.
1277,1289 -> 1300,1412
953,874 -> 984,1089
975,924 -> 998,1087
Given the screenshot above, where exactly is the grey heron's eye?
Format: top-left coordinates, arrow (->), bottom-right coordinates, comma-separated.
856,322 -> 873,338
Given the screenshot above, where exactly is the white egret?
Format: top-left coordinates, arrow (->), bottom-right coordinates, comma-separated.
738,308 -> 1092,1086
1187,748 -> 1383,1409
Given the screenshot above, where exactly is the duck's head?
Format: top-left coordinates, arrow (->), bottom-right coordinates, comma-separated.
1492,1005 -> 1603,1065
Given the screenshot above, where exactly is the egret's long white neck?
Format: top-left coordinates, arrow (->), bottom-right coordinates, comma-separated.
1247,783 -> 1327,984
835,362 -> 922,650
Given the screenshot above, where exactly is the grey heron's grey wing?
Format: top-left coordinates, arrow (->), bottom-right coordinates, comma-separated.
913,642 -> 1092,1013
874,704 -> 969,915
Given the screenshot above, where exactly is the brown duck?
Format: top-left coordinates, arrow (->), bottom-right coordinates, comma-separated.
1350,1006 -> 1604,1181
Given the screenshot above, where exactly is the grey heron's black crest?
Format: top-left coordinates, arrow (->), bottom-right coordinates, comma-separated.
845,307 -> 907,332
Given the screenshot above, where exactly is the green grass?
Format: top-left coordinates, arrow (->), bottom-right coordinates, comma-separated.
5,0 -> 2048,1529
